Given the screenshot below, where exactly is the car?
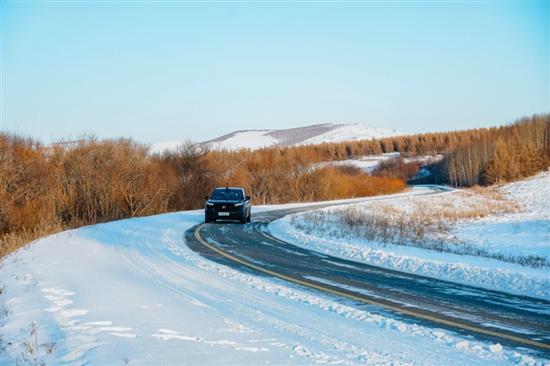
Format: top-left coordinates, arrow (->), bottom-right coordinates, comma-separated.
204,187 -> 251,224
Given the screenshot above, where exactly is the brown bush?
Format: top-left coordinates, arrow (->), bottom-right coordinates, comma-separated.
55,138 -> 174,226
0,134 -> 407,257
372,157 -> 420,181
0,134 -> 59,235
1,112 -> 548,257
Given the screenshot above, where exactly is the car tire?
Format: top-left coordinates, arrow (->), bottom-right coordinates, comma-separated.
247,213 -> 251,223
240,214 -> 246,224
205,215 -> 211,223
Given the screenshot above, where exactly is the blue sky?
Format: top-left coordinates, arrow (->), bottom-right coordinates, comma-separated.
1,1 -> 548,143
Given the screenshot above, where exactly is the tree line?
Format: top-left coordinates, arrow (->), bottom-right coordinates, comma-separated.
240,113 -> 549,187
444,115 -> 549,186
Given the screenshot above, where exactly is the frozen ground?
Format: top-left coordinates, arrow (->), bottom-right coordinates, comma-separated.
269,171 -> 550,300
456,172 -> 550,262
1,201 -> 546,364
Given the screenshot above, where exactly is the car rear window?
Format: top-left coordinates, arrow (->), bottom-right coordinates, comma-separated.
211,189 -> 243,201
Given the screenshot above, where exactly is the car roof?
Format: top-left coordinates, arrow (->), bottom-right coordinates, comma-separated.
214,187 -> 244,191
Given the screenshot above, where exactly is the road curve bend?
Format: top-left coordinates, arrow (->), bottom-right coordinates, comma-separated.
185,187 -> 550,355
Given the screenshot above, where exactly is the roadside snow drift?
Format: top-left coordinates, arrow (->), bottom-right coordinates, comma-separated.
1,203 -> 546,364
269,172 -> 550,300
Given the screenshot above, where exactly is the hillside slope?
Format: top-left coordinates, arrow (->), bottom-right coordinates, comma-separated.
150,123 -> 403,153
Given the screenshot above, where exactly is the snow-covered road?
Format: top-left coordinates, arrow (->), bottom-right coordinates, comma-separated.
1,191 -> 548,365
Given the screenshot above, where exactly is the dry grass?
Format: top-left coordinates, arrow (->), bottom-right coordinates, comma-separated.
294,188 -> 547,268
0,284 -> 53,364
0,224 -> 63,259
296,205 -> 451,249
295,187 -> 519,246
417,189 -> 518,222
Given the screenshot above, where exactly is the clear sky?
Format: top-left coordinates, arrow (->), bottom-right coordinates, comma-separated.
1,1 -> 548,143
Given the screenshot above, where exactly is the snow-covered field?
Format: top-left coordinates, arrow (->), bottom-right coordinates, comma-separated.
269,171 -> 550,300
1,202 -> 545,364
456,173 -> 550,263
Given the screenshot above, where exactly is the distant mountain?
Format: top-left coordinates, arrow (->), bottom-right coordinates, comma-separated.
150,123 -> 404,154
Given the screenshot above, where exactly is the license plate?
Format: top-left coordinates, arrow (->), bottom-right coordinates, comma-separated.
218,212 -> 230,217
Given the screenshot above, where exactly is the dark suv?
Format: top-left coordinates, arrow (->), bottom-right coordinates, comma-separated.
204,187 -> 251,224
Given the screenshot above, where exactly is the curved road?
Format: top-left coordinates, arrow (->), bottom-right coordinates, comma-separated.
185,188 -> 550,356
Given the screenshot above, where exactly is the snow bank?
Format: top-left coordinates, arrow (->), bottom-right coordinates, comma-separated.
269,173 -> 550,300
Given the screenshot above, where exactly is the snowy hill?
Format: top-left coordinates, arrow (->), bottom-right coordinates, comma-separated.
205,123 -> 403,150
150,123 -> 403,153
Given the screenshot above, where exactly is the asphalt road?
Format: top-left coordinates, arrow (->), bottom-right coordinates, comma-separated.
185,188 -> 550,356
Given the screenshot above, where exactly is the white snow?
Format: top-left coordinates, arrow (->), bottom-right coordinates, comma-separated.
268,172 -> 550,300
1,200 -> 544,364
148,140 -> 187,155
207,130 -> 280,150
299,124 -> 402,146
152,123 -> 405,153
455,172 -> 550,260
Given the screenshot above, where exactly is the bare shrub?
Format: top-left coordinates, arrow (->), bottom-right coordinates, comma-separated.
372,157 -> 420,181
0,134 -> 59,235
2,112 -> 547,257
57,138 -> 174,226
1,224 -> 63,258
0,132 -> 408,258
